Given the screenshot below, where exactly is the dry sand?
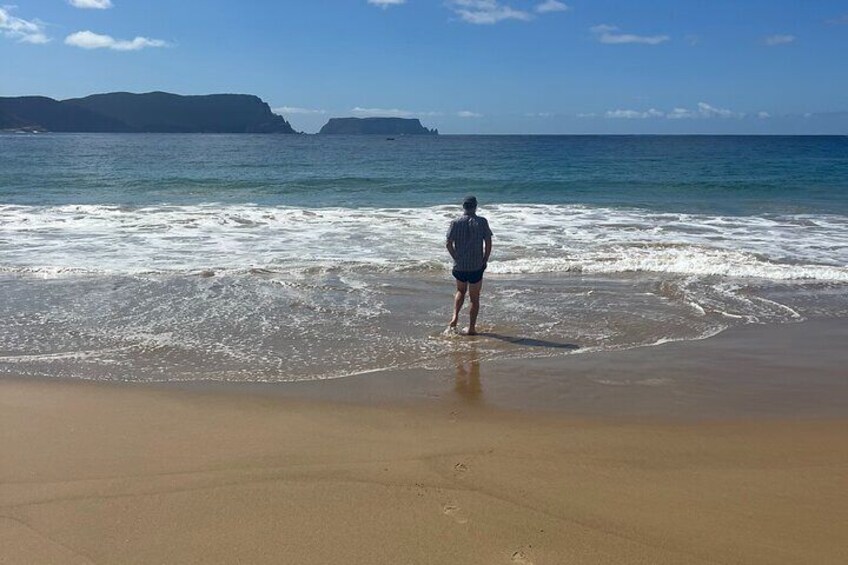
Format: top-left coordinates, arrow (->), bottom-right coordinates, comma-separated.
2,320 -> 847,564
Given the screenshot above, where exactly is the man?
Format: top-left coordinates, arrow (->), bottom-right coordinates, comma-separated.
445,195 -> 493,335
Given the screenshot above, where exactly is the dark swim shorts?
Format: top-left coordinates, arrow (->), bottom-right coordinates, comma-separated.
452,265 -> 486,284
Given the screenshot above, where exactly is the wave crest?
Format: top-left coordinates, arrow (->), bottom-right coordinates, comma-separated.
1,203 -> 846,282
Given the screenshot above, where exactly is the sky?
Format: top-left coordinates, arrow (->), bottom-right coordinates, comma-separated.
2,0 -> 847,134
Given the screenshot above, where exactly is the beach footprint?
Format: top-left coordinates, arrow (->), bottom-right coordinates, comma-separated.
442,503 -> 469,524
511,549 -> 534,564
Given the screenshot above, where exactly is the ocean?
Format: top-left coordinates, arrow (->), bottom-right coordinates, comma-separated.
1,133 -> 846,382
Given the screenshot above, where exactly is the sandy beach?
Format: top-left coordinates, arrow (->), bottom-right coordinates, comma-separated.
4,2 -> 848,562
2,320 -> 846,564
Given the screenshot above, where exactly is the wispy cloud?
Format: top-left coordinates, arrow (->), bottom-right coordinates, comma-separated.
694,102 -> 736,118
667,103 -> 737,119
763,34 -> 795,46
605,108 -> 664,119
273,106 -> 327,115
0,7 -> 49,44
591,24 -> 669,45
535,0 -> 568,14
352,107 -> 414,118
367,0 -> 406,8
68,0 -> 113,9
351,107 -> 443,118
350,106 -> 450,118
457,110 -> 483,118
65,30 -> 169,51
447,0 -> 533,25
825,14 -> 848,25
601,102 -> 744,120
665,107 -> 694,119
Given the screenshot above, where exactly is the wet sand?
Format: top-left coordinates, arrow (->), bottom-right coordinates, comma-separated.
183,318 -> 848,420
2,320 -> 847,564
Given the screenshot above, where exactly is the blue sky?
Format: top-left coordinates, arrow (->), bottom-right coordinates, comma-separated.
2,0 -> 847,133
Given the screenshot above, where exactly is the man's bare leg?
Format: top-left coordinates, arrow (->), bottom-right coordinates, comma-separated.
467,280 -> 482,335
449,280 -> 468,328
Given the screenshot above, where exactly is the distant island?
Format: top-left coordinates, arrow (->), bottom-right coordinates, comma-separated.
319,117 -> 438,135
0,92 -> 297,134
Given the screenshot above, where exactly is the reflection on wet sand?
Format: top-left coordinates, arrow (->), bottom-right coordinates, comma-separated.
451,334 -> 578,405
453,346 -> 482,403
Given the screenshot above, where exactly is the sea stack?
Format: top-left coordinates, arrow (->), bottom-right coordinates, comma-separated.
319,117 -> 438,135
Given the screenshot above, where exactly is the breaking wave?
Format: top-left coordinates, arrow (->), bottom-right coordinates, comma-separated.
2,203 -> 846,281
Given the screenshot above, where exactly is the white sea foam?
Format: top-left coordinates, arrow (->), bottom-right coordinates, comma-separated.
1,203 -> 846,281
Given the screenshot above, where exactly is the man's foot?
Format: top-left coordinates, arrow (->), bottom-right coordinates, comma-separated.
464,327 -> 478,336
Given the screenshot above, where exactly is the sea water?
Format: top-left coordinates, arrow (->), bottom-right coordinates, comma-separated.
1,134 -> 846,381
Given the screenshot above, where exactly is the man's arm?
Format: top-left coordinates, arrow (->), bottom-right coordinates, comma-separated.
445,220 -> 459,262
446,239 -> 458,262
483,236 -> 492,265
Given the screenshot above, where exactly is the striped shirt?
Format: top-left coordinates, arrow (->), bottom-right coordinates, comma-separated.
446,213 -> 493,272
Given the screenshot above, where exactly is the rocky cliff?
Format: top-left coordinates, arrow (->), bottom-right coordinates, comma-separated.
0,92 -> 298,133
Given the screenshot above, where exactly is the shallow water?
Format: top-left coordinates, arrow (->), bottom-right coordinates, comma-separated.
1,134 -> 846,382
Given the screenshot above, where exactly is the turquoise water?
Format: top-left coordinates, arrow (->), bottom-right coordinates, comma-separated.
2,134 -> 846,213
1,134 -> 846,382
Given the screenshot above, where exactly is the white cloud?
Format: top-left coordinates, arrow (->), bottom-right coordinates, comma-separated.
273,107 -> 327,115
763,34 -> 795,46
457,110 -> 483,118
447,0 -> 532,25
367,0 -> 406,8
65,30 -> 168,51
757,111 -> 771,119
696,102 -> 736,118
351,107 -> 445,118
535,0 -> 568,13
352,107 -> 411,118
666,107 -> 695,119
0,7 -> 50,44
68,0 -> 113,9
605,108 -> 665,119
526,112 -> 554,117
826,14 -> 848,25
576,112 -> 597,118
605,102 -> 743,120
591,24 -> 669,45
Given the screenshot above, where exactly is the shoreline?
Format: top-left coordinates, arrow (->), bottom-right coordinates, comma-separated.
2,319 -> 847,563
18,316 -> 839,422
265,317 -> 848,420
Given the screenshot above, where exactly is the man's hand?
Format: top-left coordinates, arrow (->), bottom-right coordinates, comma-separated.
483,236 -> 492,264
446,240 -> 458,262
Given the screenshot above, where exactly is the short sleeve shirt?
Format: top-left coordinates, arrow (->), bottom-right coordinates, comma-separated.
446,214 -> 492,272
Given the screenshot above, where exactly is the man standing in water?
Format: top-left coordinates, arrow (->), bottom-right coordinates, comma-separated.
446,195 -> 493,335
